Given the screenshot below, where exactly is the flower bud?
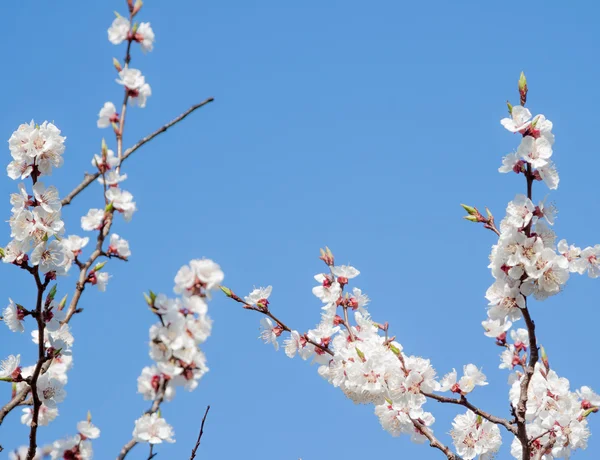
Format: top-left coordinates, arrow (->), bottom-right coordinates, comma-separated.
541,345 -> 549,370
461,204 -> 477,215
112,57 -> 123,72
219,286 -> 233,297
319,247 -> 335,266
101,138 -> 108,158
93,261 -> 107,272
132,0 -> 143,15
518,71 -> 528,106
47,284 -> 57,301
58,295 -> 68,311
355,347 -> 366,362
143,292 -> 152,306
506,100 -> 513,115
389,343 -> 401,356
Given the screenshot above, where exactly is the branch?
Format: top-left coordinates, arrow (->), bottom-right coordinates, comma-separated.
61,98 -> 214,207
189,406 -> 211,460
221,288 -> 333,356
411,418 -> 460,460
423,392 -> 517,435
26,261 -> 50,459
515,164 -> 540,459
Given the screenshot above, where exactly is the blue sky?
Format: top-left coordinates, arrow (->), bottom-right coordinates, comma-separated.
1,1 -> 599,458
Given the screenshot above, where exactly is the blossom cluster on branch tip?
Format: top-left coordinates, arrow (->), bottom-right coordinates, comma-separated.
127,259 -> 223,446
108,14 -> 155,52
222,247 -> 502,459
3,288 -> 75,424
468,75 -> 599,459
3,122 -> 73,275
222,76 -> 600,460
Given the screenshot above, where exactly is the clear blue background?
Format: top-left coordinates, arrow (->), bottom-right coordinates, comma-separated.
1,1 -> 598,459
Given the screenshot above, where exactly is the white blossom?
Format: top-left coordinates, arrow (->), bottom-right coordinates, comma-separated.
132,413 -> 175,444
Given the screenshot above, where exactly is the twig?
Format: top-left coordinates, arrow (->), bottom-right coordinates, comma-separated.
189,406 -> 211,459
26,268 -> 48,460
423,392 -> 517,435
223,290 -> 333,356
411,418 -> 460,460
61,98 -> 214,207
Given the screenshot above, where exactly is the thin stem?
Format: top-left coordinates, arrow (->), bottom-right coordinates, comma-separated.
224,291 -> 333,356
423,392 -> 517,435
61,98 -> 214,207
189,406 -> 211,459
411,418 -> 460,460
62,211 -> 113,324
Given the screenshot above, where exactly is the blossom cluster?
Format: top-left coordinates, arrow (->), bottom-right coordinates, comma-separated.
102,12 -> 155,118
9,417 -> 100,459
130,259 -> 223,445
509,362 -> 594,458
239,249 -> 502,459
3,122 -> 74,276
478,88 -> 599,458
2,292 -> 75,427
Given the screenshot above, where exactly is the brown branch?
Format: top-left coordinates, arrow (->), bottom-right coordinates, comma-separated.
61,98 -> 214,207
515,300 -> 539,457
0,384 -> 29,424
423,392 -> 517,435
515,164 -> 540,459
189,406 -> 211,460
411,418 -> 459,460
62,211 -> 113,324
117,380 -> 169,460
26,268 -> 48,460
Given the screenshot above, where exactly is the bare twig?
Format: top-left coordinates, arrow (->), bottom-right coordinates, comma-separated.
423,392 -> 517,435
26,268 -> 49,459
61,98 -> 214,207
190,406 -> 211,460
